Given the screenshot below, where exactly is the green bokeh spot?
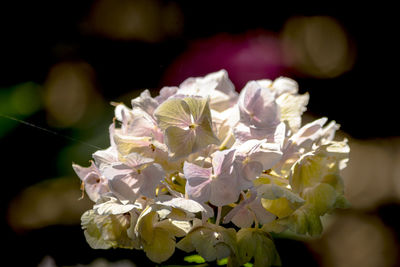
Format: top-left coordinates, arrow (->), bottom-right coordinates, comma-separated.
217,258 -> 228,265
184,254 -> 206,264
11,82 -> 42,115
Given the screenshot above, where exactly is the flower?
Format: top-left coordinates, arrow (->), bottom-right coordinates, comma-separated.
73,70 -> 350,266
154,97 -> 220,159
72,161 -> 109,202
183,149 -> 240,206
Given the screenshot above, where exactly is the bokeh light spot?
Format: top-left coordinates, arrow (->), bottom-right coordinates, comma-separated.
282,16 -> 355,78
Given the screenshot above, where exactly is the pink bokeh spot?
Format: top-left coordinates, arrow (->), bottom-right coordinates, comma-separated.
162,30 -> 289,90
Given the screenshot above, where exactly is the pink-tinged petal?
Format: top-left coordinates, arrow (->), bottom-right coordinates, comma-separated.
131,89 -> 159,116
205,149 -> 240,206
108,174 -> 141,202
250,150 -> 282,171
155,86 -> 179,104
234,123 -> 279,144
123,152 -> 154,168
92,147 -> 118,170
248,197 -> 276,225
138,164 -> 165,198
102,163 -> 132,180
236,139 -> 265,155
233,122 -> 253,143
72,162 -> 109,202
183,162 -> 212,203
186,178 -> 212,203
212,149 -> 236,177
223,194 -> 274,227
223,194 -> 253,224
238,81 -> 264,123
234,164 -> 254,191
290,117 -> 328,147
235,138 -> 282,179
108,163 -> 164,202
184,161 -> 213,179
249,125 -> 279,141
243,161 -> 263,181
125,107 -> 158,137
223,193 -> 256,227
231,208 -> 254,228
178,70 -> 238,112
73,161 -> 98,182
238,81 -> 279,128
209,177 -> 240,206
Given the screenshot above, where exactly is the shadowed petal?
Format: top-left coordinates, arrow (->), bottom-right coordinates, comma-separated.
164,126 -> 196,159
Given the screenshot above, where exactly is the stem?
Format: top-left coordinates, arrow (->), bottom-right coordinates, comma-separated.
251,210 -> 259,228
215,206 -> 222,225
202,211 -> 207,225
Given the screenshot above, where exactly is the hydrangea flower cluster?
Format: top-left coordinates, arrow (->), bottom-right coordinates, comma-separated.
73,70 -> 349,266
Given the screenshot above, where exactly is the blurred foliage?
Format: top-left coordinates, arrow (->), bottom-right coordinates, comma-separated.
0,82 -> 42,137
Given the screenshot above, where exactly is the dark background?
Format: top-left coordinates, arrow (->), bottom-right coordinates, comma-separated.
1,1 -> 399,266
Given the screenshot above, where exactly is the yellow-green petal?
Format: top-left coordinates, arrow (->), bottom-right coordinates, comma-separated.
143,227 -> 176,263
164,126 -> 196,159
154,98 -> 191,130
237,228 -> 280,267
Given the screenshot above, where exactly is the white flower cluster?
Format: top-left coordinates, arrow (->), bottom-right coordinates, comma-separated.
73,70 -> 349,266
